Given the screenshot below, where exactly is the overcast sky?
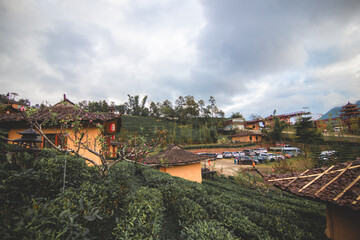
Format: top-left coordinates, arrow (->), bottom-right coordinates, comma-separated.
1,0 -> 360,118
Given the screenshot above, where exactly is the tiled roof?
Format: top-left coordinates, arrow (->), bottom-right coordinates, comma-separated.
0,101 -> 120,123
266,159 -> 360,210
145,144 -> 210,166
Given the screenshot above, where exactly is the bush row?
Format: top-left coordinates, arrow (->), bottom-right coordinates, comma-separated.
1,149 -> 327,239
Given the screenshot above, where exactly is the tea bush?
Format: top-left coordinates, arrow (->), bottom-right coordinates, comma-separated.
0,148 -> 328,239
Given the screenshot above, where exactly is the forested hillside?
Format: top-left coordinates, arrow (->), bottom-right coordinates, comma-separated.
1,148 -> 328,239
121,115 -> 220,144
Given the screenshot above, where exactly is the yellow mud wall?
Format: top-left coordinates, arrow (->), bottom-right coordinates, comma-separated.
232,136 -> 250,142
245,123 -> 260,131
159,162 -> 202,183
232,135 -> 262,142
325,204 -> 360,240
7,127 -> 102,165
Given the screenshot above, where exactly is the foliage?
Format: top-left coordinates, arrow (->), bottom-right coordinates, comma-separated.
230,112 -> 243,119
121,115 -> 222,144
273,160 -> 295,174
113,187 -> 164,239
0,148 -> 328,239
234,169 -> 263,187
78,100 -> 109,113
295,117 -> 323,144
0,92 -> 30,106
262,113 -> 287,143
181,220 -> 236,240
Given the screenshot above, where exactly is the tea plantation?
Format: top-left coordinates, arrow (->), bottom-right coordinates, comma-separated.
1,149 -> 328,239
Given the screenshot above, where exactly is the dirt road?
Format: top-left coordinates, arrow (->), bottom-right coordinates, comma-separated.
202,158 -> 273,177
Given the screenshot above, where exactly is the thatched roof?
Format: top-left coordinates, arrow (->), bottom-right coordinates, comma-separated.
0,99 -> 120,124
266,159 -> 360,211
145,144 -> 210,167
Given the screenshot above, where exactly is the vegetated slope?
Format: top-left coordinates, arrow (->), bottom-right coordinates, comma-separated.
0,149 -> 327,239
121,115 -> 219,144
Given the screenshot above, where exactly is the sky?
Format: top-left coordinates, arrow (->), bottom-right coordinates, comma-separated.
1,0 -> 360,118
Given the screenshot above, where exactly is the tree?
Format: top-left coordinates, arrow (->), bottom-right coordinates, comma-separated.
85,100 -> 109,112
125,95 -> 149,116
208,96 -> 219,118
149,102 -> 160,118
249,114 -> 262,121
262,111 -> 286,143
160,100 -> 175,119
295,117 -> 323,144
183,95 -> 199,119
231,112 -> 243,119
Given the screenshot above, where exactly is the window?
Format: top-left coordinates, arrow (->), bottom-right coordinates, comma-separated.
43,134 -> 67,149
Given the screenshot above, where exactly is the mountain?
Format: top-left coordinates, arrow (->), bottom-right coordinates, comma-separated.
319,100 -> 360,120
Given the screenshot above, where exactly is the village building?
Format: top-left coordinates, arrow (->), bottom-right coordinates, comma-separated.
222,117 -> 246,132
230,130 -> 263,143
339,102 -> 360,131
264,111 -> 306,126
244,119 -> 261,131
267,160 -> 360,240
0,95 -> 121,165
144,144 -> 210,183
314,101 -> 360,133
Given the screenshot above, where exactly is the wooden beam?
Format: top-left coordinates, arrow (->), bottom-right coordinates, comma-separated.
352,195 -> 360,205
334,175 -> 360,201
298,166 -> 334,193
267,164 -> 360,182
315,162 -> 353,197
285,169 -> 309,187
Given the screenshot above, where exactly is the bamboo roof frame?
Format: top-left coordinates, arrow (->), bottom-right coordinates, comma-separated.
267,160 -> 360,210
298,165 -> 334,193
268,164 -> 360,182
315,162 -> 353,196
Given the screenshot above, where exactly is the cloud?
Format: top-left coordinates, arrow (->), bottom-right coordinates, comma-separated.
0,0 -> 359,118
193,0 -> 360,117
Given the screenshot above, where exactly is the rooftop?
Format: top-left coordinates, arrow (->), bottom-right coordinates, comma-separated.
266,159 -> 360,211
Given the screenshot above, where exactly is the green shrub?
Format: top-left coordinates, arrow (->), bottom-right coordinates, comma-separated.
113,187 -> 164,239
181,220 -> 236,240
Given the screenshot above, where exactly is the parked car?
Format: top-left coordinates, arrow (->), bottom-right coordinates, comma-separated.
251,156 -> 267,163
215,153 -> 223,159
237,156 -> 259,165
253,148 -> 268,155
283,151 -> 295,158
319,151 -> 336,161
237,151 -> 246,157
232,152 -> 240,158
267,153 -> 284,162
243,149 -> 255,156
222,151 -> 233,158
197,153 -> 215,158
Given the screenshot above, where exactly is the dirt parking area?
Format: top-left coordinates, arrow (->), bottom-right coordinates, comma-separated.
202,158 -> 258,176
202,158 -> 274,177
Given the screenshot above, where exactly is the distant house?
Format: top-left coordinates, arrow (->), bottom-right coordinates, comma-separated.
222,118 -> 246,132
267,160 -> 360,240
264,111 -> 306,126
231,130 -> 262,143
0,95 -> 122,165
244,119 -> 261,131
144,144 -> 210,183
